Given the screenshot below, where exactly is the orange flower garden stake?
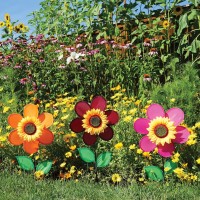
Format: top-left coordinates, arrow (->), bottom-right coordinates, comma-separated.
8,104 -> 54,154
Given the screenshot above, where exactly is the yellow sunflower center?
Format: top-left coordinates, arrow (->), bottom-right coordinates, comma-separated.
147,117 -> 176,146
17,116 -> 44,141
82,109 -> 108,135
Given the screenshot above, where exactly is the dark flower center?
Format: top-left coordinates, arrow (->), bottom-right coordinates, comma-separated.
155,124 -> 168,138
24,123 -> 36,135
89,115 -> 102,127
176,7 -> 181,12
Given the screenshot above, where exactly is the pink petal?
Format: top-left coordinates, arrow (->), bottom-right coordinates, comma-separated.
158,143 -> 175,157
133,118 -> 150,134
99,126 -> 114,141
105,110 -> 119,125
173,126 -> 190,144
91,96 -> 106,111
147,104 -> 165,120
83,133 -> 97,146
70,118 -> 84,133
166,108 -> 184,126
139,136 -> 156,152
75,101 -> 90,117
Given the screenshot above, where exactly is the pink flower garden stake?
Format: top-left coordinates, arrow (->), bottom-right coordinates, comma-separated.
70,96 -> 119,145
134,104 -> 190,157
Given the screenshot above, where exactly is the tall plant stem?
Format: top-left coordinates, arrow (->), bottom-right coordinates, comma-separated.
94,150 -> 99,183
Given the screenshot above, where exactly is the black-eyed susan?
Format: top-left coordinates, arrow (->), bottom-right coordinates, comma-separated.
14,25 -> 21,33
0,21 -> 5,28
173,6 -> 183,16
134,103 -> 190,157
8,104 -> 54,154
4,13 -> 10,22
70,96 -> 119,146
162,20 -> 170,29
18,23 -> 25,30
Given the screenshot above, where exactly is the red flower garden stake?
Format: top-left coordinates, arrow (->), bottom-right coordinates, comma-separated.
70,96 -> 119,146
133,103 -> 190,181
70,96 -> 119,182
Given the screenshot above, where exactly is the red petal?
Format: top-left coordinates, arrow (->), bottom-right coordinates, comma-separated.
91,96 -> 106,111
23,140 -> 39,154
70,118 -> 84,133
75,101 -> 90,117
83,133 -> 97,146
38,128 -> 54,145
99,126 -> 113,141
105,110 -> 119,125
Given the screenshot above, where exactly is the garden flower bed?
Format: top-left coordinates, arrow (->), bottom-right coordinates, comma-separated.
0,0 -> 199,187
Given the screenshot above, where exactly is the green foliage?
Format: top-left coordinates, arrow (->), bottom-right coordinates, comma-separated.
150,62 -> 200,125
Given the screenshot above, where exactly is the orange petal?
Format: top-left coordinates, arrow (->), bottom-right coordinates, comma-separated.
23,104 -> 38,118
23,140 -> 39,154
8,130 -> 23,145
38,128 -> 54,145
8,113 -> 23,128
38,113 -> 53,128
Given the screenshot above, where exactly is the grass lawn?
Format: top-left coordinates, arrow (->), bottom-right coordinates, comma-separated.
0,171 -> 199,200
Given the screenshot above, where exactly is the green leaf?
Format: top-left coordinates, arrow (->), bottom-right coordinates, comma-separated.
16,156 -> 34,171
97,152 -> 112,168
144,166 -> 164,181
36,160 -> 53,174
177,13 -> 188,36
78,148 -> 95,163
188,10 -> 198,21
164,159 -> 178,174
115,27 -> 120,36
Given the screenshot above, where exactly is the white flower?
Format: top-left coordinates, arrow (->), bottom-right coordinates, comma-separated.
66,52 -> 85,64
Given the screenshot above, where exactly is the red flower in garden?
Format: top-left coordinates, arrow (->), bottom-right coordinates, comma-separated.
70,96 -> 119,145
133,104 -> 190,157
8,104 -> 54,154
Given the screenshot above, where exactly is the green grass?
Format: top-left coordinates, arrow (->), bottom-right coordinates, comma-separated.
0,171 -> 200,200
